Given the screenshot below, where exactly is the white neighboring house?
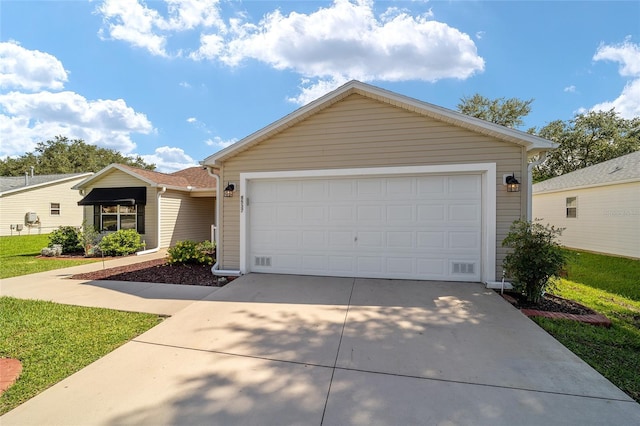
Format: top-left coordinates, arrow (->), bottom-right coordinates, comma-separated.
532,151 -> 640,259
0,172 -> 93,236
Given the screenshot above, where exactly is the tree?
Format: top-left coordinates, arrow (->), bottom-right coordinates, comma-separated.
0,136 -> 155,176
457,94 -> 534,128
533,109 -> 640,182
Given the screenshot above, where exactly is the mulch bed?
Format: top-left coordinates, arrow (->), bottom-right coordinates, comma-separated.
500,291 -> 611,327
71,258 -> 224,287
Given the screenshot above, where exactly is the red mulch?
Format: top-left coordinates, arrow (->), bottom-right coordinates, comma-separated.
0,358 -> 22,396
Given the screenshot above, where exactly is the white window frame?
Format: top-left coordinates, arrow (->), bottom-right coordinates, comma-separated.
566,197 -> 577,218
100,204 -> 138,232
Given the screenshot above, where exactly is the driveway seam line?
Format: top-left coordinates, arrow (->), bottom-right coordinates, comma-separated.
129,339 -> 634,404
321,277 -> 356,426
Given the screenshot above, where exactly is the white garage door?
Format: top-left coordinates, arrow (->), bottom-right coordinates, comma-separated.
247,174 -> 482,281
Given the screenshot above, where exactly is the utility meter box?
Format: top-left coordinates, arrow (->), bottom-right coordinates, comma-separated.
26,212 -> 38,223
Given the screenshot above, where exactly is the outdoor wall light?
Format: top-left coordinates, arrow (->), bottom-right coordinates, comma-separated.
505,174 -> 521,192
224,183 -> 235,197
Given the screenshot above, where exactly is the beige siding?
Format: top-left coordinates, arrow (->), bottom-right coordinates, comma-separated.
80,170 -> 158,248
218,94 -> 526,279
0,177 -> 87,236
160,190 -> 215,247
533,182 -> 640,259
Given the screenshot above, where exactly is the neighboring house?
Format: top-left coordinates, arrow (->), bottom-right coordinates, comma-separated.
0,172 -> 93,236
533,151 -> 640,259
202,80 -> 556,283
72,164 -> 217,252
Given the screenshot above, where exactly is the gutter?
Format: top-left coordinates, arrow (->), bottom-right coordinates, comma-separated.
137,186 -> 167,255
527,151 -> 548,221
204,166 -> 242,277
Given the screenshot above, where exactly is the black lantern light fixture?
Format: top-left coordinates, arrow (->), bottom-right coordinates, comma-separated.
505,173 -> 520,192
224,183 -> 235,198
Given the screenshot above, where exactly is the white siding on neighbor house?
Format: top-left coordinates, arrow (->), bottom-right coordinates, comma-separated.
160,190 -> 215,248
217,94 -> 527,280
80,170 -> 158,249
0,177 -> 87,236
533,182 -> 640,259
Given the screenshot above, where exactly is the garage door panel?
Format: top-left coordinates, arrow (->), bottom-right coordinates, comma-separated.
248,174 -> 482,281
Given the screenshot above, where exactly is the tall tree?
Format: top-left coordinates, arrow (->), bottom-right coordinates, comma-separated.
457,94 -> 534,128
533,109 -> 640,182
0,136 -> 155,176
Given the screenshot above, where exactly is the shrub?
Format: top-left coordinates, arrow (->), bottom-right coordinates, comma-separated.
48,226 -> 82,254
79,222 -> 101,257
168,240 -> 215,265
502,220 -> 567,303
99,229 -> 144,256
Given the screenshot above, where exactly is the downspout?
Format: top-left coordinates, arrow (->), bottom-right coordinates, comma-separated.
205,166 -> 241,277
137,186 -> 166,255
527,151 -> 548,221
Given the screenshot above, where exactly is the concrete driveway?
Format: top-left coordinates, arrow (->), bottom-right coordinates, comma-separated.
2,273 -> 639,425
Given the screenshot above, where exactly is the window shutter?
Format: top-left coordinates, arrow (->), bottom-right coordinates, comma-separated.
137,204 -> 145,234
93,205 -> 100,230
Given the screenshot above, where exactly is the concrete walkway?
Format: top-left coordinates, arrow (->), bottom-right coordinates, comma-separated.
2,267 -> 639,425
0,250 -> 219,315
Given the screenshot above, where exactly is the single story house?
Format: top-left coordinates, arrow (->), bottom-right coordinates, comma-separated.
72,164 -> 216,253
202,80 -> 556,284
533,151 -> 640,259
0,172 -> 93,236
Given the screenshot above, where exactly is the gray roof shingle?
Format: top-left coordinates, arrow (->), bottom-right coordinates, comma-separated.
533,151 -> 640,193
0,173 -> 91,193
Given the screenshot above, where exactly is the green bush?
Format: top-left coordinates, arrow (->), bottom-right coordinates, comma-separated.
79,222 -> 101,257
502,220 -> 567,303
48,226 -> 82,254
168,240 -> 215,265
99,230 -> 144,256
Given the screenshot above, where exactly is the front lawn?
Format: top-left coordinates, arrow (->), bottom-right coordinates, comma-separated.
535,250 -> 640,403
0,235 -> 99,279
0,297 -> 162,415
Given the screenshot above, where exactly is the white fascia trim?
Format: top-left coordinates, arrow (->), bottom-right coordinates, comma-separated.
239,163 -> 497,282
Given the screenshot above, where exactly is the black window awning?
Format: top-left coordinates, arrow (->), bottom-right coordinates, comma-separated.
78,187 -> 147,206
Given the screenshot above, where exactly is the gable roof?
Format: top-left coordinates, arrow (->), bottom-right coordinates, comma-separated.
72,164 -> 217,193
0,173 -> 93,196
533,151 -> 640,194
202,80 -> 556,167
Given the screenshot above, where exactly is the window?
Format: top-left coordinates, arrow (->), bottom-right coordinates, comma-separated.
566,197 -> 577,218
94,204 -> 145,233
50,203 -> 61,216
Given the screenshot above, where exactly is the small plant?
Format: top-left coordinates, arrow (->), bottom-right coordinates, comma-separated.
99,229 -> 144,256
48,226 -> 82,254
79,222 -> 101,257
168,240 -> 215,265
502,220 -> 567,304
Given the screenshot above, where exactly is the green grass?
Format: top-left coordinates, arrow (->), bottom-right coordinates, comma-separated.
0,297 -> 162,415
0,235 -> 99,279
534,250 -> 640,403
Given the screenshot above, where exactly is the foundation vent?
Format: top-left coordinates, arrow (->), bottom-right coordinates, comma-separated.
452,262 -> 475,274
255,256 -> 272,267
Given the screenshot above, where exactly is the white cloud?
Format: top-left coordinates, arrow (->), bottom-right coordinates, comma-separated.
210,0 -> 484,91
475,31 -> 485,40
97,0 -> 225,57
98,1 -> 484,105
591,79 -> 640,119
179,81 -> 192,88
205,136 -> 237,151
140,146 -> 198,172
563,85 -> 576,93
186,117 -> 197,123
591,38 -> 640,119
1,91 -> 153,158
0,41 -> 68,91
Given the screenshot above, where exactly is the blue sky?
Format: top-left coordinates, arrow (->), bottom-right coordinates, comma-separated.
1,0 -> 639,172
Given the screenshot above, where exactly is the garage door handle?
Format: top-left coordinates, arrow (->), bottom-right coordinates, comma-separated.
354,236 -> 358,242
